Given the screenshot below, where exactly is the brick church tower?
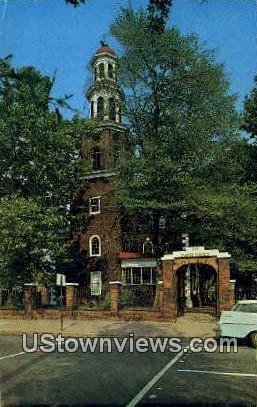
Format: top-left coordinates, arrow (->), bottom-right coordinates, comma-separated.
75,44 -> 233,315
80,42 -> 127,296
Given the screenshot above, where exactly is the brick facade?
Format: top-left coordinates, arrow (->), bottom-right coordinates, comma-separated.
80,172 -> 122,286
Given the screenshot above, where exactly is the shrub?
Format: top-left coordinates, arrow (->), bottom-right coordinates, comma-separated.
120,287 -> 136,308
102,292 -> 110,310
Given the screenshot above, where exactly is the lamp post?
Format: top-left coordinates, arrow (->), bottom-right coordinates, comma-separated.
56,273 -> 66,332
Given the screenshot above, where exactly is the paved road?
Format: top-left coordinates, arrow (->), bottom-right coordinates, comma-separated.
0,335 -> 256,406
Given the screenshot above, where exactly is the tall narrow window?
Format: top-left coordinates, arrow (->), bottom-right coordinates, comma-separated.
89,235 -> 101,257
99,63 -> 104,79
97,96 -> 104,120
108,63 -> 114,79
90,271 -> 102,296
91,101 -> 94,118
94,67 -> 98,81
109,98 -> 116,121
91,148 -> 101,171
143,238 -> 154,254
117,105 -> 121,123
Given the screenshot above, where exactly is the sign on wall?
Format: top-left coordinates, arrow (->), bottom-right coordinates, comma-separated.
90,271 -> 102,296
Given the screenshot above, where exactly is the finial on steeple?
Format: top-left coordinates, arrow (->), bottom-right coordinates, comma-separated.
100,40 -> 108,47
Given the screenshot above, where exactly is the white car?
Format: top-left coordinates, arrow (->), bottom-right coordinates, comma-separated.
217,300 -> 257,348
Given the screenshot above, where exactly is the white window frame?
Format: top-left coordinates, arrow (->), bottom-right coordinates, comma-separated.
89,235 -> 101,257
143,238 -> 153,254
90,271 -> 102,296
122,267 -> 157,286
89,196 -> 101,215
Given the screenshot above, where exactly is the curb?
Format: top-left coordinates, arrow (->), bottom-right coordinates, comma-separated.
0,329 -> 216,338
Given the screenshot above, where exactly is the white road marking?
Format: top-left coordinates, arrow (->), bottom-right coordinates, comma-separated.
0,351 -> 26,361
126,347 -> 188,407
178,369 -> 257,378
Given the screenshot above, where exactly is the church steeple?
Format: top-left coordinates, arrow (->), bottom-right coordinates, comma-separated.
87,42 -> 121,124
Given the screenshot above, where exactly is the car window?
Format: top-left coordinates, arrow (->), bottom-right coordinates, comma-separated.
234,303 -> 257,313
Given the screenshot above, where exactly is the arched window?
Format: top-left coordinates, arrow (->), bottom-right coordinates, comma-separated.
91,148 -> 101,171
91,101 -> 94,118
99,63 -> 104,79
108,63 -> 114,79
89,235 -> 101,257
94,67 -> 98,81
109,98 -> 116,121
97,96 -> 104,120
117,106 -> 121,123
143,238 -> 154,255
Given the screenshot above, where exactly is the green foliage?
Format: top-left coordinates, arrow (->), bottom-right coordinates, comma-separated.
65,0 -> 85,6
120,287 -> 137,308
147,0 -> 173,33
242,76 -> 257,138
0,195 -> 66,289
0,58 -> 93,289
111,8 -> 257,272
111,8 -> 240,208
0,59 -> 84,206
102,291 -> 110,310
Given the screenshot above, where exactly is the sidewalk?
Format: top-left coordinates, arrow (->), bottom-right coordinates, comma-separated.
0,313 -> 217,338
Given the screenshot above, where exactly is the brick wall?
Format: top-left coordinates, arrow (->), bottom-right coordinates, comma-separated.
0,308 -> 169,321
80,175 -> 122,285
0,309 -> 26,319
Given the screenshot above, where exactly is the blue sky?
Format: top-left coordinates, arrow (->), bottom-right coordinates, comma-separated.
0,0 -> 256,117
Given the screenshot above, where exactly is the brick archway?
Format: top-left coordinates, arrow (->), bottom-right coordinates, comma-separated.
160,247 -> 235,318
176,263 -> 217,316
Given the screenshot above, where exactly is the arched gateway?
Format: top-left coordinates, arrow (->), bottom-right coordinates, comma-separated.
160,247 -> 235,318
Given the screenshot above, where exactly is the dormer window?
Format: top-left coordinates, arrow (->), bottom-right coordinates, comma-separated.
99,63 -> 104,79
89,235 -> 101,257
89,197 -> 101,215
108,63 -> 114,79
91,147 -> 101,171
